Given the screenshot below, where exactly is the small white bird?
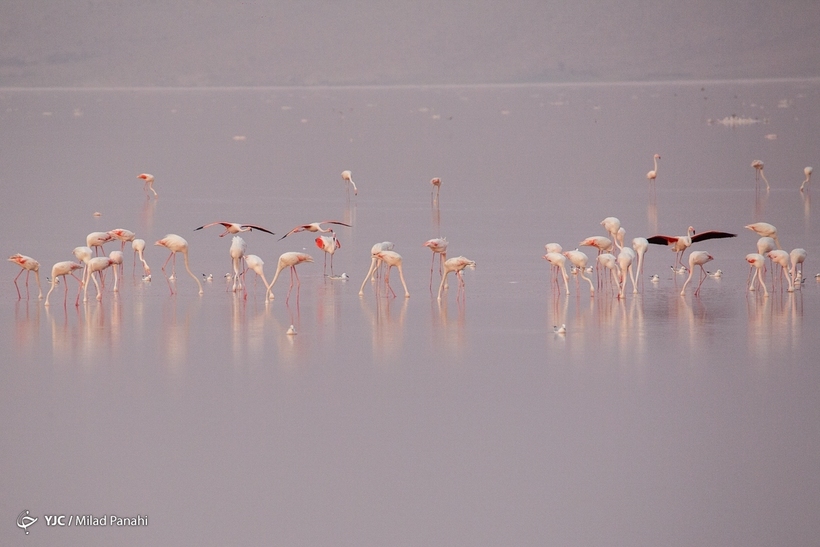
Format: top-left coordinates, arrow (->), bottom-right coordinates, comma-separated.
203,273 -> 213,281
650,274 -> 660,282
708,269 -> 723,278
142,274 -> 152,282
554,324 -> 567,334
672,266 -> 687,274
286,325 -> 297,335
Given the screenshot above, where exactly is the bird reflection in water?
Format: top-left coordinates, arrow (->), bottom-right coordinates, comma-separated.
360,293 -> 408,363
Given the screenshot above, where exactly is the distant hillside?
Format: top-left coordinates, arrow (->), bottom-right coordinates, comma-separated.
2,1 -> 819,87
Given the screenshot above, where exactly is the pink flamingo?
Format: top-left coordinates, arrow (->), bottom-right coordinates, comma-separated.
437,256 -> 475,301
597,253 -> 621,296
745,222 -> 781,249
195,221 -> 274,237
680,251 -> 714,296
8,254 -> 42,300
751,160 -> 770,191
44,261 -> 84,306
767,250 -> 793,292
423,238 -> 449,287
341,170 -> 358,196
800,167 -> 813,192
358,242 -> 395,295
563,250 -> 595,295
430,177 -> 441,200
242,254 -> 271,300
632,237 -> 649,289
601,217 -> 623,250
745,253 -> 768,296
279,221 -> 351,241
315,232 -> 341,276
87,231 -> 115,256
268,252 -> 313,302
229,236 -> 247,292
790,248 -> 807,286
617,247 -> 638,296
108,251 -> 123,291
83,256 -> 115,302
647,154 -> 660,182
647,226 -> 736,270
131,239 -> 151,276
154,235 -> 204,295
137,173 -> 158,198
543,252 -> 570,294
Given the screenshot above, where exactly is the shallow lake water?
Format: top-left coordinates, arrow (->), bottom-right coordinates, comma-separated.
2,80 -> 820,546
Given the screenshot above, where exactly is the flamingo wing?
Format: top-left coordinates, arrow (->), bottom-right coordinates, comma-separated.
646,235 -> 679,246
194,221 -> 231,231
691,231 -> 737,243
321,220 -> 352,228
241,224 -> 275,235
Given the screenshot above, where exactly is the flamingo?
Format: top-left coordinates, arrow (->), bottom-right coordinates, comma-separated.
341,170 -> 358,196
279,221 -> 351,241
431,177 -> 441,200
374,250 -> 410,298
632,237 -> 649,288
268,252 -> 313,301
131,239 -> 151,276
195,221 -> 274,237
745,253 -> 768,296
647,226 -> 736,270
242,254 -> 271,300
108,228 -> 136,251
751,160 -> 770,190
8,254 -> 43,300
545,243 -> 563,254
745,222 -> 781,249
680,251 -> 714,296
229,236 -> 247,292
563,250 -> 595,295
601,217 -> 623,250
83,257 -> 115,301
315,232 -> 341,276
358,242 -> 395,295
647,153 -> 661,182
790,248 -> 807,287
579,236 -> 614,255
87,231 -> 115,256
73,246 -> 93,284
108,251 -> 123,291
154,234 -> 204,295
543,252 -> 570,294
137,173 -> 158,198
617,247 -> 638,296
597,253 -> 621,296
44,261 -> 84,306
423,238 -> 449,287
767,250 -> 793,292
437,256 -> 475,301
801,167 -> 813,191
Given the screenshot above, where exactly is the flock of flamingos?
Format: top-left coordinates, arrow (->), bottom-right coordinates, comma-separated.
6,160 -> 814,310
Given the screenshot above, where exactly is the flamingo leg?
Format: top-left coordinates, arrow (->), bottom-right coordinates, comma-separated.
358,257 -> 380,296
384,265 -> 397,298
181,250 -> 204,295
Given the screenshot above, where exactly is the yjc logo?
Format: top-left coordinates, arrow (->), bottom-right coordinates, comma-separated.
17,510 -> 37,534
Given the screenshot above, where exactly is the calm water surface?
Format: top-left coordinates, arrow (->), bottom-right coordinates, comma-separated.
2,81 -> 820,546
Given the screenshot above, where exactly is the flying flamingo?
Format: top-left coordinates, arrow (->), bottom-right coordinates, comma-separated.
268,252 -> 314,301
44,261 -> 84,306
8,254 -> 42,300
563,250 -> 595,295
83,257 -> 115,302
647,154 -> 661,182
373,250 -> 410,298
597,253 -> 621,296
790,248 -> 807,286
751,160 -> 770,191
800,167 -> 813,192
87,231 -> 115,256
315,232 -> 341,276
137,173 -> 158,198
279,221 -> 351,241
108,251 -> 123,291
647,226 -> 736,270
229,236 -> 247,292
680,251 -> 714,296
154,234 -> 204,295
195,221 -> 275,237
423,238 -> 448,288
131,239 -> 151,276
430,177 -> 441,200
358,242 -> 395,295
745,222 -> 781,249
543,252 -> 570,294
242,254 -> 271,300
767,250 -> 793,292
341,170 -> 358,196
617,247 -> 638,296
745,253 -> 768,296
601,217 -> 623,250
437,256 -> 476,301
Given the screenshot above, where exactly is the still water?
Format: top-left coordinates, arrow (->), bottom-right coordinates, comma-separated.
2,81 -> 820,546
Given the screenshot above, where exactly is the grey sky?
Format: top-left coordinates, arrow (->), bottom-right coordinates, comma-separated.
2,1 -> 820,86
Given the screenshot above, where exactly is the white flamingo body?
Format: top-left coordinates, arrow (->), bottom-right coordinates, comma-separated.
746,222 -> 781,249
745,253 -> 768,296
801,166 -> 813,191
544,243 -> 563,254
437,256 -> 475,301
108,228 -> 136,251
601,217 -> 622,250
680,251 -> 713,296
597,253 -> 621,295
8,254 -> 43,300
87,231 -> 115,255
243,254 -> 271,300
424,237 -> 449,286
579,236 -> 613,254
751,160 -> 770,190
229,236 -> 247,292
341,170 -> 358,195
790,248 -> 807,286
154,234 -> 204,295
279,221 -> 351,241
767,250 -> 793,292
137,173 -> 157,198
195,221 -> 274,237
563,250 -> 594,295
268,252 -> 313,301
430,177 -> 441,200
358,242 -> 395,295
543,252 -> 570,294
84,257 -> 114,301
131,239 -> 150,275
617,247 -> 638,296
45,261 -> 84,306
374,250 -> 410,298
